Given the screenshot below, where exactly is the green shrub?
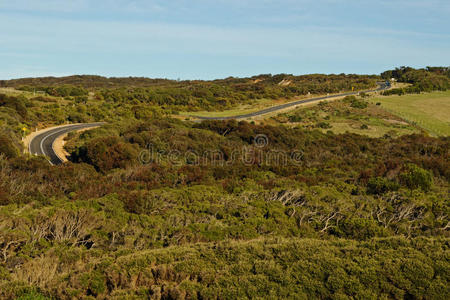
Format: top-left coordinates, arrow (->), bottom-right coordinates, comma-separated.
400,164 -> 433,191
0,133 -> 19,158
343,95 -> 357,103
288,114 -> 303,122
367,177 -> 399,194
16,290 -> 50,300
70,136 -> 138,172
0,94 -> 28,118
317,121 -> 332,129
350,99 -> 368,109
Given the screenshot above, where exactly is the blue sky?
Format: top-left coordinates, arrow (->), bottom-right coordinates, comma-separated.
1,0 -> 449,80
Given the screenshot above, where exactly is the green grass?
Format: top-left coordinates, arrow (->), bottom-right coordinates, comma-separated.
0,87 -> 33,96
269,98 -> 421,138
323,117 -> 418,137
371,91 -> 450,137
180,88 -> 398,121
182,106 -> 262,118
180,98 -> 285,118
180,91 -> 357,119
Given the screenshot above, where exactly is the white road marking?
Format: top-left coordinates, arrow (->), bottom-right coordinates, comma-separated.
32,123 -> 104,165
39,126 -> 84,165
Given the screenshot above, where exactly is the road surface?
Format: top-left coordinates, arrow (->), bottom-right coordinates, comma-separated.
193,83 -> 389,120
28,84 -> 389,164
28,123 -> 105,165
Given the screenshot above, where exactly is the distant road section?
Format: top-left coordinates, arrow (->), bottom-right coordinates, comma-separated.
193,83 -> 389,120
28,123 -> 104,165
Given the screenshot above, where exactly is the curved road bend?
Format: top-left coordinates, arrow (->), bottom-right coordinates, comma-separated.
193,83 -> 389,121
29,84 -> 388,164
29,123 -> 105,165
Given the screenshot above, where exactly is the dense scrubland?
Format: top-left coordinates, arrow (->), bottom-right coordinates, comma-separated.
269,94 -> 421,137
2,73 -> 378,113
0,68 -> 449,299
381,66 -> 450,95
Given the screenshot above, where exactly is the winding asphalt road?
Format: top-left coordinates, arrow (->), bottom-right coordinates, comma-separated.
193,83 -> 389,120
29,123 -> 105,165
29,84 -> 388,165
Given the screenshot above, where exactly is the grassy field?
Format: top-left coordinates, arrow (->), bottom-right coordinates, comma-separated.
179,90 -> 369,119
268,97 -> 421,138
179,84 -> 408,120
182,104 -> 265,118
0,87 -> 81,108
371,91 -> 450,137
180,97 -> 295,118
318,117 -> 419,137
0,87 -> 34,96
185,89 -> 449,138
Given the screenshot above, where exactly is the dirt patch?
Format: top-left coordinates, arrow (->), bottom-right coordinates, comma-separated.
278,79 -> 292,86
53,133 -> 70,162
384,119 -> 409,125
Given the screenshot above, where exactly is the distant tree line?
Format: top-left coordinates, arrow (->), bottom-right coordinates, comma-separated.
97,74 -> 377,111
17,85 -> 88,97
382,66 -> 450,95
